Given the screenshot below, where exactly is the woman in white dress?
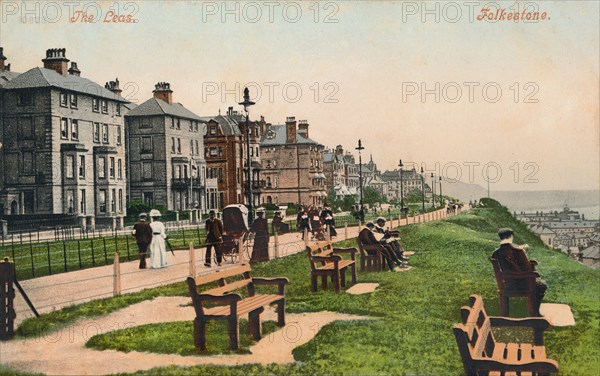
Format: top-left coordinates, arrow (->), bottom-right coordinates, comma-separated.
148,209 -> 168,268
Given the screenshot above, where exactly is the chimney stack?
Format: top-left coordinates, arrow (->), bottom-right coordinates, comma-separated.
298,119 -> 309,138
42,48 -> 70,76
227,106 -> 233,116
286,116 -> 297,144
0,47 -> 9,71
68,62 -> 81,76
105,78 -> 122,96
153,82 -> 173,104
335,145 -> 343,155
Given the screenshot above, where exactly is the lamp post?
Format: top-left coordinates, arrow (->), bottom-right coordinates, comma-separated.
398,159 -> 404,210
420,167 -> 425,213
431,173 -> 436,209
439,175 -> 443,207
239,87 -> 255,224
355,139 -> 364,222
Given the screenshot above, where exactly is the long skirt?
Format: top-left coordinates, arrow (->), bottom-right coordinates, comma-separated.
149,235 -> 167,268
251,234 -> 270,262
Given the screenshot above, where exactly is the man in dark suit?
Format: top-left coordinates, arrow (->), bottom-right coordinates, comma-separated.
205,210 -> 223,267
358,222 -> 404,271
492,228 -> 548,315
132,213 -> 153,269
374,217 -> 409,263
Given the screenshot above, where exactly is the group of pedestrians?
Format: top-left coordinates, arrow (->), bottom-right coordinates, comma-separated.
358,217 -> 410,271
131,210 -> 168,269
296,205 -> 337,240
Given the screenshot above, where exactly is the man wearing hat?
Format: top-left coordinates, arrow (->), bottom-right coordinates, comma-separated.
205,210 -> 223,267
374,217 -> 409,263
272,210 -> 289,234
132,213 -> 153,269
358,222 -> 404,271
149,209 -> 168,268
250,208 -> 270,262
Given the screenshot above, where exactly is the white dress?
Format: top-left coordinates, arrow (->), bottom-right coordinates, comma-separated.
149,221 -> 167,268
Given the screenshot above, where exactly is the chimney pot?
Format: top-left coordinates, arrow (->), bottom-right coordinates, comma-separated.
68,61 -> 81,76
152,81 -> 173,104
0,47 -> 7,71
105,78 -> 122,96
42,47 -> 70,76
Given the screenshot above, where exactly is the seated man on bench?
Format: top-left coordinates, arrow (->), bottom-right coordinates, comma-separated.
374,217 -> 409,263
492,228 -> 548,316
359,222 -> 405,271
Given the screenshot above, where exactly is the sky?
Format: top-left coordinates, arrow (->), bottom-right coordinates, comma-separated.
1,0 -> 598,192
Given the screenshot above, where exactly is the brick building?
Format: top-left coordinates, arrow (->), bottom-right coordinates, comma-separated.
202,107 -> 263,210
260,117 -> 327,206
0,48 -> 129,229
125,83 -> 213,217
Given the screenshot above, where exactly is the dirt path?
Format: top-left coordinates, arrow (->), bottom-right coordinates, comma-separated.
1,296 -> 371,375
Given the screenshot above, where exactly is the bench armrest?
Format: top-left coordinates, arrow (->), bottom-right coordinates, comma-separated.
252,277 -> 289,295
312,255 -> 342,263
196,293 -> 243,304
361,244 -> 383,252
333,247 -> 357,260
490,316 -> 552,345
529,259 -> 538,268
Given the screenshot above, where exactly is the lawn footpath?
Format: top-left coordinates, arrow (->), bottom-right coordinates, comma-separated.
6,198 -> 599,375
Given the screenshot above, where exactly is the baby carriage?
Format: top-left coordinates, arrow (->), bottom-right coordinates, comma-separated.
308,209 -> 325,241
219,204 -> 252,263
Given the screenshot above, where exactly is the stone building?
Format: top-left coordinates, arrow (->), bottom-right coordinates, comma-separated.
125,83 -> 212,218
381,168 -> 429,202
323,145 -> 359,199
0,48 -> 129,230
260,117 -> 327,206
202,106 -> 263,210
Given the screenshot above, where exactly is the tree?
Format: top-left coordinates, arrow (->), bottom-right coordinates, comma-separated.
363,187 -> 387,205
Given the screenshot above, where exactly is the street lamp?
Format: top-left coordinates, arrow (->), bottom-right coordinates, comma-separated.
355,139 -> 365,222
420,167 -> 425,213
439,176 -> 443,207
239,87 -> 255,224
431,173 -> 436,209
398,159 -> 404,210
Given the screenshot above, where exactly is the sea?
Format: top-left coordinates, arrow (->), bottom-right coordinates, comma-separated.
510,205 -> 600,221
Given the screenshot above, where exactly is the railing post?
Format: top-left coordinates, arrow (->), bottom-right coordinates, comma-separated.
113,252 -> 121,297
344,222 -> 348,240
189,242 -> 195,277
304,228 -> 309,248
325,225 -> 330,242
274,231 -> 279,259
238,237 -> 245,264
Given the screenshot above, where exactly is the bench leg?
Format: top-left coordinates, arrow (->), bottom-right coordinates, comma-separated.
527,295 -> 537,317
340,268 -> 346,287
193,317 -> 207,350
228,316 -> 240,350
248,308 -> 263,341
321,275 -> 328,290
333,270 -> 341,293
276,299 -> 286,327
351,264 -> 357,284
500,295 -> 509,316
311,274 -> 317,292
360,257 -> 365,273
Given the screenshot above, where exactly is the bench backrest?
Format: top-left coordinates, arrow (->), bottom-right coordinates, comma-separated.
306,241 -> 334,270
489,257 -> 537,295
452,295 -> 497,374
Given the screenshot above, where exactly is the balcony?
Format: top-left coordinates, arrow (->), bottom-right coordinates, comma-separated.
171,177 -> 203,190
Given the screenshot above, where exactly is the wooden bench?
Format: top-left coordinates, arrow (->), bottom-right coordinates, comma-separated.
356,238 -> 383,272
453,294 -> 558,375
186,263 -> 289,350
307,241 -> 357,293
490,257 -> 540,317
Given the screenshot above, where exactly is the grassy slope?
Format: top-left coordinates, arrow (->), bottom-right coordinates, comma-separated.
12,199 -> 600,375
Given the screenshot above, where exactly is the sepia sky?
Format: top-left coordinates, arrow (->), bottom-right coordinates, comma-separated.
1,0 -> 598,192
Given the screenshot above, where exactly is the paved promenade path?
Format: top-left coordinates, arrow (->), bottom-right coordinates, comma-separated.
1,208 -> 454,375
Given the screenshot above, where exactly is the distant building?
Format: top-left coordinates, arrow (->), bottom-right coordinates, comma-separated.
381,168 -> 430,202
260,117 -> 326,206
125,82 -> 212,217
0,48 -> 129,230
322,145 -> 359,199
581,245 -> 599,268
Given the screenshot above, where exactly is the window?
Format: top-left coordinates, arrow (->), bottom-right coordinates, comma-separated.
109,157 -> 115,179
22,152 -> 34,175
70,94 -> 77,108
93,123 -> 100,143
92,98 -> 99,112
20,117 -> 34,139
195,140 -> 199,155
140,118 -> 150,128
143,191 -> 154,206
189,121 -> 193,132
98,157 -> 106,178
218,147 -> 223,157
219,168 -> 224,182
141,162 -> 152,180
171,137 -> 175,153
66,155 -> 74,179
190,140 -> 194,155
118,159 -> 123,179
17,91 -> 33,106
60,92 -> 68,107
183,165 -> 188,179
60,118 -> 68,139
141,136 -> 152,152
116,103 -> 121,116
171,117 -> 175,128
71,119 -> 79,140
78,155 -> 85,178
99,190 -> 106,213
80,189 -> 86,213
111,189 -> 116,212
66,190 -> 74,213
102,124 -> 109,143
101,100 -> 108,114
177,138 -> 181,154
116,125 -> 122,145
255,147 -> 259,157
176,165 -> 182,179
176,119 -> 181,129
210,125 -> 216,135
118,189 -> 123,212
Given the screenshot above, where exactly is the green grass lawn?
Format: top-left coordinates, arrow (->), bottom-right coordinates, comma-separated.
13,198 -> 600,375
